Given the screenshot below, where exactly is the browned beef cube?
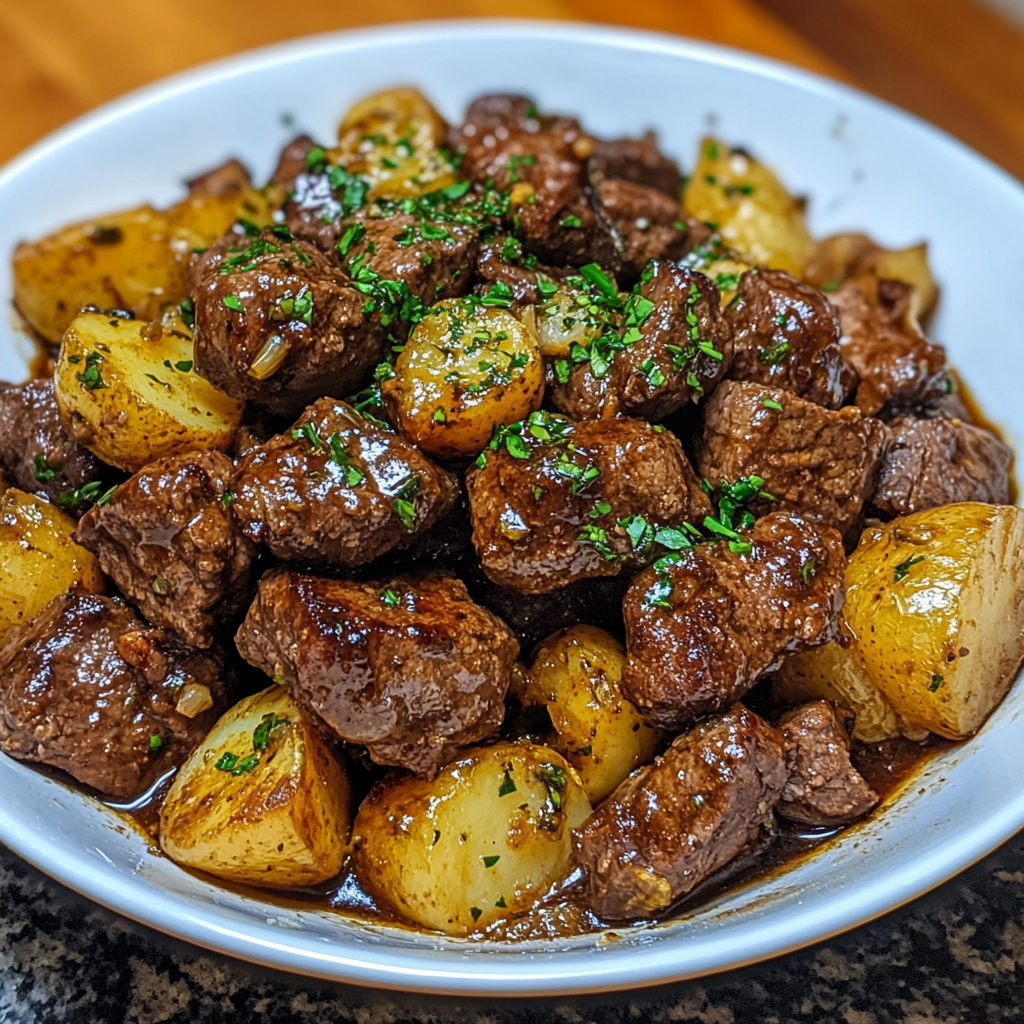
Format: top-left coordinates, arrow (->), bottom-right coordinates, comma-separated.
190,230 -> 386,416
235,570 -> 518,776
591,131 -> 682,198
466,413 -> 712,594
595,179 -> 689,284
184,158 -> 251,197
573,705 -> 788,920
74,451 -> 256,648
231,398 -> 456,566
726,268 -> 849,408
622,512 -> 845,729
473,237 -> 561,305
0,379 -> 104,515
454,95 -> 618,269
551,263 -> 731,422
775,700 -> 879,826
830,275 -> 947,417
695,380 -> 889,535
872,415 -> 1012,516
0,593 -> 226,799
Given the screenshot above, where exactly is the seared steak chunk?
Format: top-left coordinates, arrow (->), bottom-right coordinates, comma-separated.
830,275 -> 947,417
454,94 -> 617,269
872,415 -> 1012,516
466,413 -> 711,594
775,700 -> 879,826
191,229 -> 385,416
74,451 -> 256,648
726,269 -> 848,408
184,158 -> 251,198
551,263 -> 730,422
231,398 -> 457,566
596,179 -> 688,284
591,131 -> 682,198
573,705 -> 787,920
0,379 -> 104,515
0,593 -> 226,799
696,381 -> 888,535
622,512 -> 845,729
235,570 -> 518,776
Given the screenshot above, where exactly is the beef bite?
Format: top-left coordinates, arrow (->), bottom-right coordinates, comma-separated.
234,570 -> 518,776
829,274 -> 948,417
775,700 -> 880,826
726,268 -> 849,408
454,94 -> 618,269
74,450 -> 257,648
231,397 -> 457,566
622,512 -> 845,729
695,380 -> 889,535
0,379 -> 105,515
573,704 -> 788,920
871,415 -> 1012,517
466,412 -> 712,594
550,263 -> 731,422
190,229 -> 386,416
590,131 -> 682,198
0,593 -> 226,799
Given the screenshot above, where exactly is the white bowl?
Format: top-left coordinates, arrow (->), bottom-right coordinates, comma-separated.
1,19 -> 1023,998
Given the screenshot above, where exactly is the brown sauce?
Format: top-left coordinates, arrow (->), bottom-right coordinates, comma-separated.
98,732 -> 951,942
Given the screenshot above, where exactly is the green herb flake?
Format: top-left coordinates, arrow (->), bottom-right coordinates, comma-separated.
252,712 -> 289,751
33,453 -> 58,483
560,215 -> 582,229
482,855 -> 501,868
179,298 -> 195,330
799,559 -> 816,583
929,674 -> 945,692
223,295 -> 244,313
470,906 -> 483,922
762,398 -> 783,412
151,577 -> 171,596
149,735 -> 163,751
381,588 -> 400,608
893,554 -> 925,583
577,745 -> 593,757
75,351 -> 107,390
495,896 -> 507,908
392,474 -> 422,531
498,767 -> 517,797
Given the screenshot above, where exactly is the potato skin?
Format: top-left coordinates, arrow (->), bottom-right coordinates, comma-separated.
352,741 -> 590,935
522,626 -> 659,803
13,189 -> 271,344
55,312 -> 243,472
844,502 -> 1024,739
0,489 -> 104,647
683,137 -> 813,277
382,299 -> 544,458
159,686 -> 351,888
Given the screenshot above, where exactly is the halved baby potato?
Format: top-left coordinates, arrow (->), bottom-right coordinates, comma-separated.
159,686 -> 351,888
520,626 -> 659,803
842,502 -> 1024,740
352,741 -> 591,936
55,311 -> 243,472
382,298 -> 544,458
683,137 -> 814,278
0,489 -> 104,648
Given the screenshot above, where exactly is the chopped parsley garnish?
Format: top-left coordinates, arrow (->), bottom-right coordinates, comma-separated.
498,768 -> 517,797
495,896 -> 507,909
576,745 -> 593,757
482,855 -> 501,868
151,577 -> 171,595
179,298 -> 195,330
392,474 -> 421,530
715,272 -> 739,291
75,351 -> 107,390
336,222 -> 366,257
33,454 -> 58,483
560,215 -> 582,229
799,559 -> 816,583
219,237 -> 281,274
577,524 -> 616,561
470,906 -> 483,922
480,281 -> 513,309
929,675 -> 945,692
537,764 -> 567,812
149,735 -> 163,751
328,433 -> 365,486
893,554 -> 925,582
759,340 -> 790,364
57,480 -> 115,510
214,751 -> 259,775
762,398 -> 783,411
380,588 -> 400,608
346,253 -> 426,329
252,713 -> 289,751
270,286 -> 314,325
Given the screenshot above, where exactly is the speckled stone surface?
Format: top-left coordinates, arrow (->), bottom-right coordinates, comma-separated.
2,837 -> 1022,1024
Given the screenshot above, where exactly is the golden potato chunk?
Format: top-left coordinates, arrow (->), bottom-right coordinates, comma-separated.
159,686 -> 351,888
520,626 -> 659,803
352,741 -> 590,935
13,188 -> 271,344
844,503 -> 1024,739
382,298 -> 544,458
0,489 -> 104,647
55,312 -> 243,472
683,137 -> 814,277
330,87 -> 457,200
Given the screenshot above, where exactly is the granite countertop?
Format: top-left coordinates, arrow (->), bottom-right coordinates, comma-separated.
2,834 -> 1022,1024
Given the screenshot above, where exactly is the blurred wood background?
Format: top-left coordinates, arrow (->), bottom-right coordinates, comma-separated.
2,0 -> 1023,180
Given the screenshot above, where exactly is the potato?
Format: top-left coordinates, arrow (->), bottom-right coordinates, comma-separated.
520,626 -> 659,803
381,298 -> 544,458
329,87 -> 457,201
843,503 -> 1024,740
527,279 -> 610,358
678,243 -> 753,307
159,686 -> 351,888
773,634 -> 903,743
13,188 -> 271,344
352,741 -> 591,935
805,232 -> 937,321
55,311 -> 243,472
683,137 -> 814,277
0,489 -> 104,647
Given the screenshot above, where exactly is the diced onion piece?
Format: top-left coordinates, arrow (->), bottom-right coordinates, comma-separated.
248,334 -> 290,380
176,682 -> 214,718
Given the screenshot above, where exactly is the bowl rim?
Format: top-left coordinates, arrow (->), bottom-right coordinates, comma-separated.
2,17 -> 1024,998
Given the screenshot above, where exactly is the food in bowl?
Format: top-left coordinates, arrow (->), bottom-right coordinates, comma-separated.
1,84 -> 1021,939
